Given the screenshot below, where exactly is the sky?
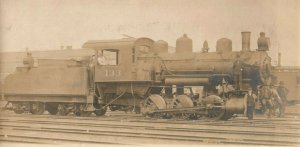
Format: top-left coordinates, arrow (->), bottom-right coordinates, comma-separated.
0,0 -> 299,66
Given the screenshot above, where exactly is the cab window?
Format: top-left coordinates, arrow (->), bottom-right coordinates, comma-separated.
101,49 -> 119,65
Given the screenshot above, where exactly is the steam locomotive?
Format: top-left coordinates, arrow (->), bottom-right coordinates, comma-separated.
2,31 -> 272,120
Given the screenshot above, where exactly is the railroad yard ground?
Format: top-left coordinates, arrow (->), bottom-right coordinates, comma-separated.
0,102 -> 299,146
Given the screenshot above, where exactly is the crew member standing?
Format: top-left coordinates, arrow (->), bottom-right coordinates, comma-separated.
277,81 -> 289,106
244,88 -> 257,120
259,85 -> 273,117
88,55 -> 96,92
270,85 -> 284,117
232,55 -> 244,90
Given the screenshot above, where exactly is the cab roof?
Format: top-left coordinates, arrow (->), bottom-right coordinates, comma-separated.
82,37 -> 154,50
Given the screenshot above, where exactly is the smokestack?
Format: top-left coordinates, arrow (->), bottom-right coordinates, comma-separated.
278,52 -> 281,67
241,32 -> 251,51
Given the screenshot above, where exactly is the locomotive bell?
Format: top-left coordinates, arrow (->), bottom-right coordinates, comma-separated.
176,34 -> 193,53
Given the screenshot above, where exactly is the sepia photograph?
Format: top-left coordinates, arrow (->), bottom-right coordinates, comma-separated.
0,0 -> 299,146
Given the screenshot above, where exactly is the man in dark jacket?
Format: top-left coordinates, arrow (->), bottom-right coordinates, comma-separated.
88,55 -> 96,92
244,88 -> 257,120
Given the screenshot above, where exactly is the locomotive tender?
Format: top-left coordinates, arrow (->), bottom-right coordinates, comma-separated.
2,31 -> 272,120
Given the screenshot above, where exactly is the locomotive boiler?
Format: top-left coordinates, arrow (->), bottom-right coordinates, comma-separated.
2,31 -> 272,120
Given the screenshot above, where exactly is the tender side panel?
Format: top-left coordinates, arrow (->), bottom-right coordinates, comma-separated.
3,67 -> 88,96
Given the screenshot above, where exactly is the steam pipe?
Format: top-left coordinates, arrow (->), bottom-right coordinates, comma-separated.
241,32 -> 251,51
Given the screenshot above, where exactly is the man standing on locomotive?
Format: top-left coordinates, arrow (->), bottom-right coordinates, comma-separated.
244,88 -> 257,120
250,62 -> 262,95
232,54 -> 244,90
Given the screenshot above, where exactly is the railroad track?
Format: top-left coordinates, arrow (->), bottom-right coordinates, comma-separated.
1,110 -> 300,146
2,111 -> 300,129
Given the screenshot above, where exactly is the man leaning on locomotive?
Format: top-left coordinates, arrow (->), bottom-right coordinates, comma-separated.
258,84 -> 286,118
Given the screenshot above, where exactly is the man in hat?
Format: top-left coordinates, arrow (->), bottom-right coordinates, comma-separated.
232,54 -> 244,90
259,85 -> 274,117
277,81 -> 289,106
269,84 -> 284,117
216,78 -> 234,98
88,55 -> 96,92
244,88 -> 257,120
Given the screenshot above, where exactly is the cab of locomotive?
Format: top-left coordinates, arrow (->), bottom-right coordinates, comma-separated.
82,37 -> 155,83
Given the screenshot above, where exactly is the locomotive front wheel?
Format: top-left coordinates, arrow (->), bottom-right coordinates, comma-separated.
30,102 -> 45,115
75,111 -> 92,117
207,107 -> 225,120
205,95 -> 226,120
220,111 -> 233,120
94,107 -> 107,116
